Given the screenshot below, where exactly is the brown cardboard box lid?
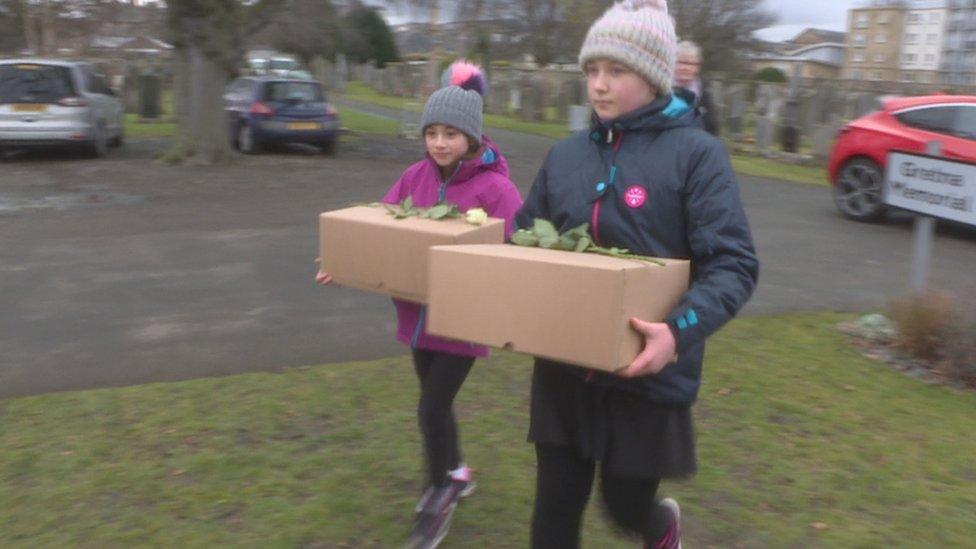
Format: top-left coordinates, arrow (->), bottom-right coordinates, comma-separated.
319,206 -> 505,303
427,244 -> 690,371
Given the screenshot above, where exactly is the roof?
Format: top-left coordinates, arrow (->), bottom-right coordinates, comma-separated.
0,58 -> 88,68
882,94 -> 976,111
238,76 -> 321,84
789,28 -> 848,45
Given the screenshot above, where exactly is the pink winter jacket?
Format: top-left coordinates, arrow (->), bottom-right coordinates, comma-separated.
381,136 -> 523,357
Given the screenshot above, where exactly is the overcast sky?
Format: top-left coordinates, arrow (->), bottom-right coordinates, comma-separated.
372,0 -> 861,44
756,0 -> 859,42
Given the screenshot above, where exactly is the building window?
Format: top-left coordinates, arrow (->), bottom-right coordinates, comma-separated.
905,33 -> 918,44
854,53 -> 865,63
856,14 -> 869,28
925,54 -> 935,63
908,12 -> 921,24
930,12 -> 940,23
921,74 -> 931,83
904,53 -> 916,64
851,70 -> 862,80
875,53 -> 886,63
854,33 -> 866,47
877,32 -> 887,44
878,13 -> 890,24
902,72 -> 916,82
927,34 -> 938,44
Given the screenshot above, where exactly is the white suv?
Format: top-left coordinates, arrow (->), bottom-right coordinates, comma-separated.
0,59 -> 124,157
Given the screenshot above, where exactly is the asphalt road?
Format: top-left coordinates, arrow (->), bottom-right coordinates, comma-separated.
1,115 -> 974,398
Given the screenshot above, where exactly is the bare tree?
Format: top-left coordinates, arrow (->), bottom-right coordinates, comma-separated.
163,0 -> 283,165
258,0 -> 341,65
389,0 -> 613,65
669,0 -> 777,74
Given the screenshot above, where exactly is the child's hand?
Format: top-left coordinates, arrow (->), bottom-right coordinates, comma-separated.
617,318 -> 677,378
314,258 -> 333,285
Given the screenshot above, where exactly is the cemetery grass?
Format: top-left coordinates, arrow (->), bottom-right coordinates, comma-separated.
2,313 -> 975,547
342,83 -> 834,186
731,155 -> 829,186
124,89 -> 176,138
120,105 -> 398,141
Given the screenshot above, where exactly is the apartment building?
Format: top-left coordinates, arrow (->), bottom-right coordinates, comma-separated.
845,3 -> 907,81
942,0 -> 976,85
899,1 -> 948,82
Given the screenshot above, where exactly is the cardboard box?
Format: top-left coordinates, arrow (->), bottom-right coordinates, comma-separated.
319,206 -> 505,303
427,244 -> 690,372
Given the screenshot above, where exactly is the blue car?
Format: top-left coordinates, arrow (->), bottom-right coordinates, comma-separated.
224,77 -> 339,155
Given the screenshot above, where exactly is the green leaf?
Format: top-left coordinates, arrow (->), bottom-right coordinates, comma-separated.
383,204 -> 398,215
574,235 -> 591,253
538,234 -> 559,249
532,219 -> 559,241
510,230 -> 539,247
565,223 -> 591,239
402,196 -> 413,212
557,234 -> 578,251
428,204 -> 451,220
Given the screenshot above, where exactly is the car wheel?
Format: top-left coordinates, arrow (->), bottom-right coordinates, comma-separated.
320,139 -> 337,156
238,123 -> 260,155
110,126 -> 124,147
88,124 -> 109,158
833,158 -> 887,222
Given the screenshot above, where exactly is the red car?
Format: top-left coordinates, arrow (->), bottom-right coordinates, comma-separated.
828,94 -> 976,221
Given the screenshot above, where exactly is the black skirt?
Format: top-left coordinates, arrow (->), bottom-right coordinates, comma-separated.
528,359 -> 697,480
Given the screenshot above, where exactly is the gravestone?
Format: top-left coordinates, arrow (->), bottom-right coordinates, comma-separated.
138,71 -> 161,119
335,54 -> 348,92
569,105 -> 590,132
727,85 -> 746,136
509,87 -> 522,113
519,86 -> 539,122
756,116 -> 774,152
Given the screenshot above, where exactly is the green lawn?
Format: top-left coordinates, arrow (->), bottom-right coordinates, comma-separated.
343,82 -> 834,186
123,113 -> 177,139
121,105 -> 398,141
731,154 -> 829,186
336,106 -> 399,136
1,312 -> 973,547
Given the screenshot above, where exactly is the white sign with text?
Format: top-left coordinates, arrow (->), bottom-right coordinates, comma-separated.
884,151 -> 976,227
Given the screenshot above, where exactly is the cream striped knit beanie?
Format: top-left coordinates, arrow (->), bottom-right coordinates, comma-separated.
578,0 -> 678,96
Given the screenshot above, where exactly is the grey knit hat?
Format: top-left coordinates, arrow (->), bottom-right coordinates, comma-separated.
420,61 -> 486,142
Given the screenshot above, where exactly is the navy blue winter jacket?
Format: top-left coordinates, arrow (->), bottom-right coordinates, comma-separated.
515,94 -> 759,405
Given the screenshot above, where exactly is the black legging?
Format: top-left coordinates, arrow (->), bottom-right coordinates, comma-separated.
531,444 -> 671,548
413,349 -> 475,488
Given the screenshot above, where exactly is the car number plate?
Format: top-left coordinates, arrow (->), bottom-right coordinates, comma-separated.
287,122 -> 320,130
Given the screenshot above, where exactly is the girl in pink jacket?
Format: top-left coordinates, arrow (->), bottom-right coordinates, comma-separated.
318,61 -> 522,548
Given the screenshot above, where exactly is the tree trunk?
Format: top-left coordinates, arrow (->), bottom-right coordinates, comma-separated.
18,0 -> 37,54
163,43 -> 233,165
163,0 -> 283,165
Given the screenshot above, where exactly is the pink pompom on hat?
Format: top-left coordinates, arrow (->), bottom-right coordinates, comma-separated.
422,60 -> 487,142
578,0 -> 678,95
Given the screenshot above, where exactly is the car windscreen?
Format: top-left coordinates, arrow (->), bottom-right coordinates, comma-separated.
262,81 -> 324,103
0,64 -> 76,104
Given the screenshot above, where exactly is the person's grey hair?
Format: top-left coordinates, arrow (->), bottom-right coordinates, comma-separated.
677,40 -> 701,61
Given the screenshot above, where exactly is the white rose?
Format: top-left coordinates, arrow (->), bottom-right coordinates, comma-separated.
465,207 -> 488,225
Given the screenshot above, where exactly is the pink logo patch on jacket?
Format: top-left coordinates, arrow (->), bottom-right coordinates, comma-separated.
624,185 -> 647,208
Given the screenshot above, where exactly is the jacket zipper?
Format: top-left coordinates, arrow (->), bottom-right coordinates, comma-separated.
590,132 -> 624,250
412,161 -> 462,349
